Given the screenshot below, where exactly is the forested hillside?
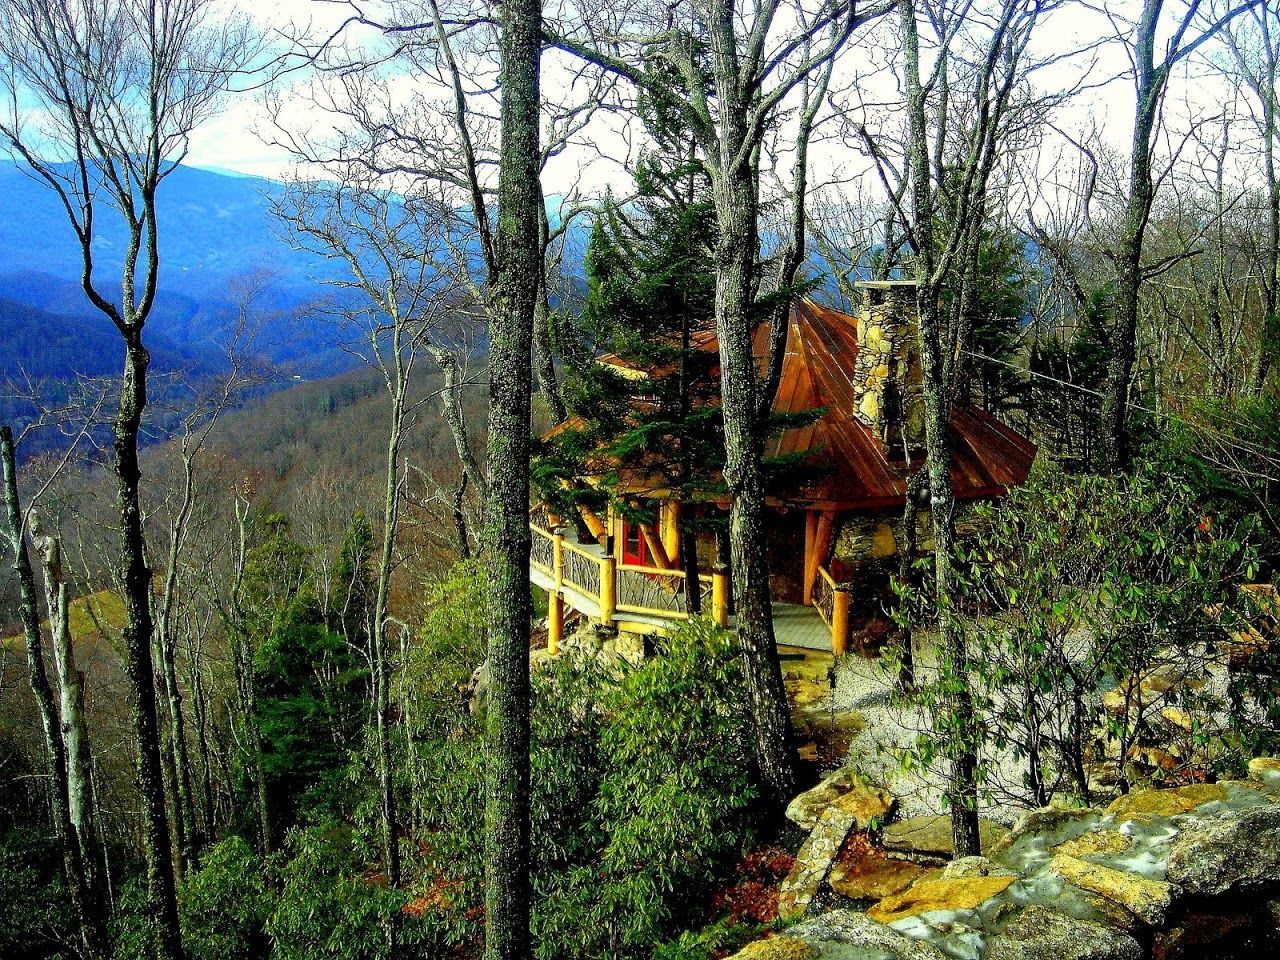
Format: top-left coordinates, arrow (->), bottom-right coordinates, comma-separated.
5,3 -> 1280,960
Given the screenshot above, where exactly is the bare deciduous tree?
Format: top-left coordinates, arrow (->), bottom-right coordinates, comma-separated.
0,2 -> 257,954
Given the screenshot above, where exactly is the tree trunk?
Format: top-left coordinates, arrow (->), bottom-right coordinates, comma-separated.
484,0 -> 542,955
1255,54 -> 1280,393
436,348 -> 489,504
453,474 -> 472,560
373,386 -> 406,955
31,517 -> 106,907
114,336 -> 184,960
711,155 -> 796,805
1101,24 -> 1163,473
533,284 -> 567,423
2,428 -> 106,960
895,471 -> 926,692
919,295 -> 982,858
189,658 -> 218,841
158,640 -> 197,872
156,455 -> 201,872
901,0 -> 980,858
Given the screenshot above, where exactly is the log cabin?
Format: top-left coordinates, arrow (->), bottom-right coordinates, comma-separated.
529,280 -> 1037,656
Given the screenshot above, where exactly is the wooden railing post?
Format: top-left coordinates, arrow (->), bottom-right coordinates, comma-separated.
552,526 -> 566,590
599,555 -> 617,624
831,587 -> 852,657
548,589 -> 565,655
712,562 -> 730,629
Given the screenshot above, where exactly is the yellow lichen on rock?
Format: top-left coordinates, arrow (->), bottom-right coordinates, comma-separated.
865,875 -> 1015,923
733,935 -> 815,960
829,853 -> 938,901
1106,782 -> 1226,820
1248,757 -> 1280,786
831,784 -> 895,827
1052,829 -> 1131,858
1050,853 -> 1174,925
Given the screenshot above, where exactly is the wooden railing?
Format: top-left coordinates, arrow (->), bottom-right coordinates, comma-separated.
811,564 -> 852,657
561,538 -> 602,600
530,515 -> 728,632
615,563 -> 717,619
531,524 -> 555,575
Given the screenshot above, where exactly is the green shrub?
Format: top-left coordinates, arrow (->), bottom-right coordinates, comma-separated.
403,606 -> 762,960
179,837 -> 270,960
266,826 -> 405,960
109,877 -> 154,960
0,827 -> 72,959
1149,394 -> 1280,559
894,468 -> 1270,807
528,619 -> 761,959
654,917 -> 783,960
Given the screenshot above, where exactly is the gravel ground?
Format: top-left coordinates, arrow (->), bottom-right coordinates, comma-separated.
815,634 -> 1045,825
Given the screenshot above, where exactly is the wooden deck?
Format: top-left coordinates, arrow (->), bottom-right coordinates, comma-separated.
530,560 -> 832,653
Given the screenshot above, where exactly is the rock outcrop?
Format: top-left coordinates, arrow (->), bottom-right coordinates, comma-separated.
881,814 -> 1007,859
781,911 -> 949,959
1049,854 -> 1174,925
778,766 -> 897,917
1166,804 -> 1280,896
866,875 -> 1016,923
784,766 -> 894,831
728,763 -> 1280,960
983,905 -> 1142,960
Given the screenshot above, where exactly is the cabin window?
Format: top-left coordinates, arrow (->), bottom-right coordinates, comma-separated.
621,519 -> 650,566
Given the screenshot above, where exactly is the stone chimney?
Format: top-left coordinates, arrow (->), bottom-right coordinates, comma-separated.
852,280 -> 925,455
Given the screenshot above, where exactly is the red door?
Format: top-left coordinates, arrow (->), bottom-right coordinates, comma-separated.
620,519 -> 650,566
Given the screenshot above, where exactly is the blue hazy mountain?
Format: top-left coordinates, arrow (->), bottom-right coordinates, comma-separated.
0,161 -> 350,373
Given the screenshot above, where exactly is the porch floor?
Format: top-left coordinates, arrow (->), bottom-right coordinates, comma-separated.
529,562 -> 832,653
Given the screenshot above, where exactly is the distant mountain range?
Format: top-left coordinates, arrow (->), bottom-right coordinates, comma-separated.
0,161 -> 355,377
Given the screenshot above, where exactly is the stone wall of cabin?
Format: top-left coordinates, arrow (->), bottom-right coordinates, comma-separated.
852,284 -> 926,453
830,503 -> 984,578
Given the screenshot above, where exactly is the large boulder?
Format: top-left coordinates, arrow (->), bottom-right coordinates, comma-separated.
984,905 -> 1142,960
941,855 -> 1016,879
828,850 -> 937,901
1248,756 -> 1280,788
881,814 -> 1007,859
1050,854 -> 1175,926
777,805 -> 859,918
1052,829 -> 1131,858
865,875 -> 1016,923
781,910 -> 948,960
784,767 -> 894,831
732,936 -> 815,960
990,806 -> 1099,858
1166,806 -> 1280,896
1105,783 -> 1225,821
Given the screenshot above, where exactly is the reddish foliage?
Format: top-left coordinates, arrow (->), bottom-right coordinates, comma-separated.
708,844 -> 796,926
402,875 -> 464,917
834,830 -> 875,865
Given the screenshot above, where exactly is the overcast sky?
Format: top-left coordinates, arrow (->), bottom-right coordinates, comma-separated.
181,1 -> 1255,208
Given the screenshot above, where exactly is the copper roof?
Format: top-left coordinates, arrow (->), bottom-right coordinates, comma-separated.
584,298 -> 1036,510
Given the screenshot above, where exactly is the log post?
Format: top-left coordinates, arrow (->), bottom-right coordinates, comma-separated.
804,510 -> 837,605
712,562 -> 730,629
640,523 -> 673,569
803,511 -> 818,604
552,526 -> 565,590
831,587 -> 852,657
578,505 -> 607,544
547,590 -> 564,655
599,555 -> 617,624
662,500 -> 681,562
